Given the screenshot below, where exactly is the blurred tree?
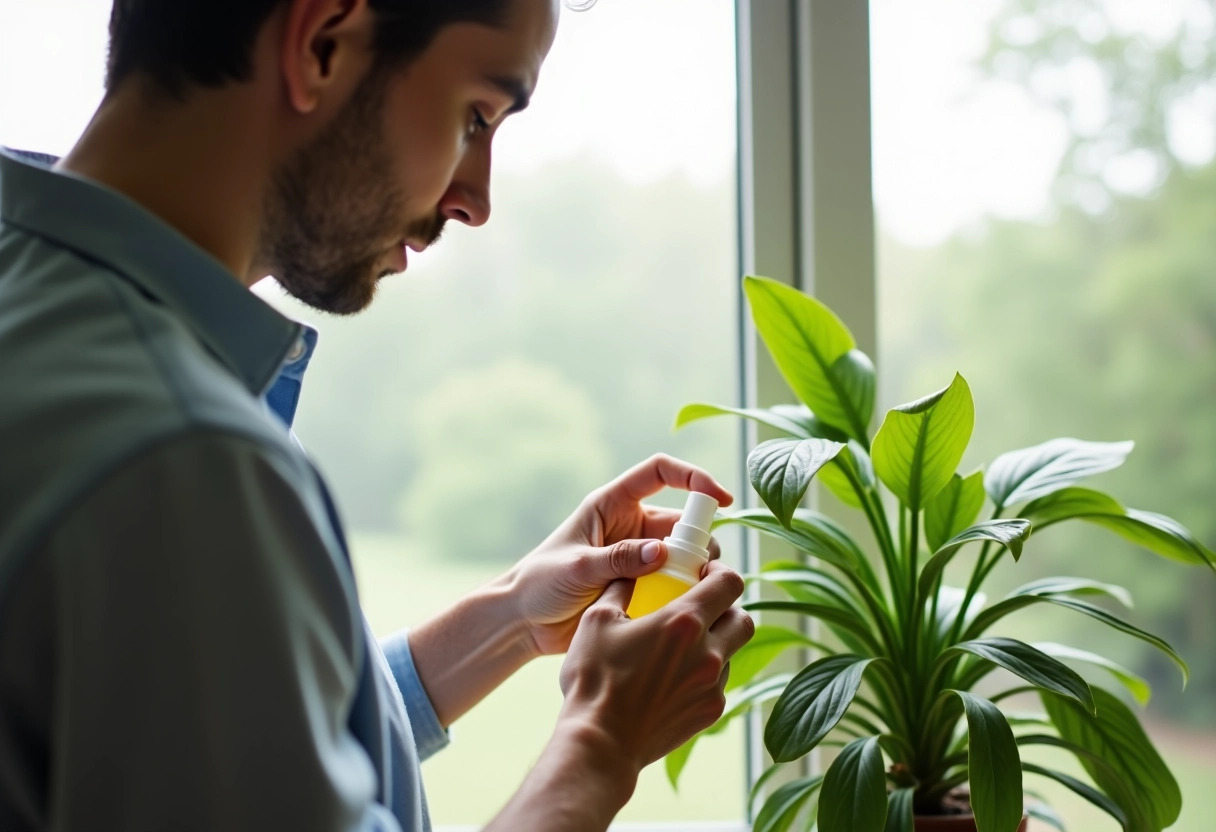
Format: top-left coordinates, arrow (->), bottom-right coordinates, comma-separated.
398,358 -> 611,563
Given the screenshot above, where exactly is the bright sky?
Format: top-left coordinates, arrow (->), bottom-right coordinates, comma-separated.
0,0 -> 1205,246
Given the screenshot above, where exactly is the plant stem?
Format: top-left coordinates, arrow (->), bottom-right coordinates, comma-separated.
946,502 -> 1006,647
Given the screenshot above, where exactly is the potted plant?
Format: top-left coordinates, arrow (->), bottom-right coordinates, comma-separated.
665,275 -> 1215,832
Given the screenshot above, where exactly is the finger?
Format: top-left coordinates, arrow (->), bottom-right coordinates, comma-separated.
608,454 -> 735,507
593,579 -> 635,613
707,535 -> 722,562
717,660 -> 731,695
709,606 -> 755,657
675,561 -> 745,623
577,539 -> 667,585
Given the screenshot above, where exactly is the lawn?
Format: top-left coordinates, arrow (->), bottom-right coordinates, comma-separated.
350,533 -> 1215,829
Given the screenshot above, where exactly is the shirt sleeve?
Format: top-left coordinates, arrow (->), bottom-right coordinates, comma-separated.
42,431 -> 404,832
379,632 -> 451,761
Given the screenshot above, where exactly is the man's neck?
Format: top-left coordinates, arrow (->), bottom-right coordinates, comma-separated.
59,81 -> 276,287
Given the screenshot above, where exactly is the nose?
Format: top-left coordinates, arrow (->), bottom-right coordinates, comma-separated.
438,143 -> 491,227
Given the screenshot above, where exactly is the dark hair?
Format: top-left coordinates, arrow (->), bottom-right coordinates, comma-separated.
105,0 -> 511,98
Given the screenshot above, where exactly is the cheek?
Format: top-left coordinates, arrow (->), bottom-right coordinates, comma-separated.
386,108 -> 466,211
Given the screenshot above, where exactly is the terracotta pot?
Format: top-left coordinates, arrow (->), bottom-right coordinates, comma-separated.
912,813 -> 1029,832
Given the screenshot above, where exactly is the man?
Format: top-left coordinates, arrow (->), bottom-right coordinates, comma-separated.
0,1 -> 755,830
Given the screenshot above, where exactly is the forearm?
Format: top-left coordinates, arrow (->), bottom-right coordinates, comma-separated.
486,715 -> 639,832
406,571 -> 538,727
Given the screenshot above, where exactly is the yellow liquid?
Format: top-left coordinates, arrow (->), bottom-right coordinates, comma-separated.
627,572 -> 695,618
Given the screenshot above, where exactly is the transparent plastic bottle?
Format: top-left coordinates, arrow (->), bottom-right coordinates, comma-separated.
626,492 -> 719,618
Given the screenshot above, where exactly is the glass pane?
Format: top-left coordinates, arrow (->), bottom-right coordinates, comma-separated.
265,1 -> 744,826
873,1 -> 1216,830
1,0 -> 743,826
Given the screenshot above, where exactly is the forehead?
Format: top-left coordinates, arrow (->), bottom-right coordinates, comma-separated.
418,0 -> 560,89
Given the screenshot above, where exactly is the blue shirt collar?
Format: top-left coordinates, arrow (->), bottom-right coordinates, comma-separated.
0,147 -> 306,396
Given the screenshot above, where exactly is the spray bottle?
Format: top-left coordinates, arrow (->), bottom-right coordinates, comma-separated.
626,491 -> 720,618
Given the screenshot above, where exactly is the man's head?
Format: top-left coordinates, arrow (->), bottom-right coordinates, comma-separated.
104,0 -> 560,314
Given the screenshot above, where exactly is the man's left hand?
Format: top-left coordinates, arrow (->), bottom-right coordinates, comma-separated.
507,453 -> 735,656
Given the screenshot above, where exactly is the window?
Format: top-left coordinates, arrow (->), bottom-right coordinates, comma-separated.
872,1 -> 1216,829
0,1 -> 747,828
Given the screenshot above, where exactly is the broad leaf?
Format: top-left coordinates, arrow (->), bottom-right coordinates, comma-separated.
745,601 -> 881,655
985,438 -> 1134,508
674,402 -> 848,442
714,508 -> 871,583
917,520 -> 1032,608
1043,688 -> 1182,831
665,673 -> 793,787
817,440 -> 876,508
1007,576 -> 1133,609
884,787 -> 915,832
925,471 -> 987,552
744,275 -> 875,442
1023,487 -> 1216,573
967,594 -> 1189,685
934,585 -> 986,640
1033,641 -> 1151,705
748,437 -> 847,528
872,374 -> 974,511
764,655 -> 879,762
817,736 -> 887,832
725,625 -> 821,692
756,561 -> 867,614
949,691 -> 1023,832
1023,763 -> 1128,829
754,775 -> 825,832
947,638 -> 1094,713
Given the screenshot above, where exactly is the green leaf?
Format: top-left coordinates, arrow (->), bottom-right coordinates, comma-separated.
725,625 -> 820,692
1023,763 -> 1127,829
1025,801 -> 1066,831
714,508 -> 867,579
753,775 -> 825,832
985,438 -> 1135,508
669,675 -> 791,787
967,594 -> 1189,686
750,763 -> 792,817
665,673 -> 793,787
756,561 -> 867,615
745,601 -> 882,655
872,374 -> 974,511
1032,641 -> 1151,705
934,585 -> 986,639
764,655 -> 879,762
948,691 -> 1023,832
674,402 -> 848,442
817,736 -> 887,832
946,638 -> 1095,713
1043,688 -> 1182,830
1023,487 -> 1216,573
916,520 -> 1032,608
817,440 -> 876,508
748,437 -> 847,529
744,275 -> 875,443
884,787 -> 915,832
925,471 -> 987,552
1007,576 -> 1133,609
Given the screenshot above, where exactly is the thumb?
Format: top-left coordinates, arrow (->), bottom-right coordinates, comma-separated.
585,538 -> 667,584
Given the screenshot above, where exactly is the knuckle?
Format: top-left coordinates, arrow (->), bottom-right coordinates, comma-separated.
666,609 -> 703,641
607,541 -> 633,576
717,569 -> 746,599
583,603 -> 619,626
735,608 -> 756,642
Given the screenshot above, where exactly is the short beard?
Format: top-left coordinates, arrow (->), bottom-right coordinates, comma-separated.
260,67 -> 405,316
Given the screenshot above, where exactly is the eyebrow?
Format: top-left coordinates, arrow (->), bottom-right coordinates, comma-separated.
486,74 -> 532,115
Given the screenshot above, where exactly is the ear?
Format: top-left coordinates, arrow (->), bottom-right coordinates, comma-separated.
279,0 -> 375,114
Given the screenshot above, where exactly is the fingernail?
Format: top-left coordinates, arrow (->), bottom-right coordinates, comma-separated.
642,541 -> 661,563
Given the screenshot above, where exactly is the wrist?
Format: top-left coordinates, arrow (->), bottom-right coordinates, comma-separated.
551,711 -> 640,808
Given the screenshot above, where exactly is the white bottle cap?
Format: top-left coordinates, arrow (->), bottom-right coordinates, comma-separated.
657,492 -> 719,585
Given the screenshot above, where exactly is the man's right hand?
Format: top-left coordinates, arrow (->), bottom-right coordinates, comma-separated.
555,559 -> 755,774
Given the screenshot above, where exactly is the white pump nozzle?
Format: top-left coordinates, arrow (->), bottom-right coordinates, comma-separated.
662,492 -> 719,578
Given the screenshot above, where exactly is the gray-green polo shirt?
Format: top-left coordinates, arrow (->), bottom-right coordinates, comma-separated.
0,148 -> 446,831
